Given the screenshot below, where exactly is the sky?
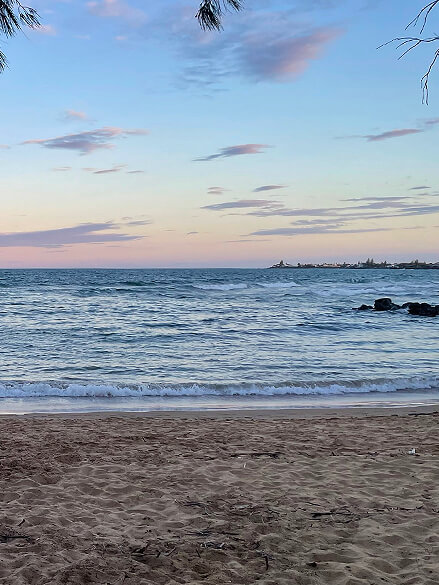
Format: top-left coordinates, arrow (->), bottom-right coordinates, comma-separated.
0,0 -> 438,267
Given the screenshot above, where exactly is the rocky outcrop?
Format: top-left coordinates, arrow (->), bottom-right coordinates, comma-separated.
355,298 -> 439,317
405,302 -> 439,317
374,298 -> 401,311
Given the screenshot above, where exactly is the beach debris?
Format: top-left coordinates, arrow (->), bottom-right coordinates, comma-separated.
200,541 -> 227,550
0,530 -> 32,544
310,506 -> 360,523
230,451 -> 283,458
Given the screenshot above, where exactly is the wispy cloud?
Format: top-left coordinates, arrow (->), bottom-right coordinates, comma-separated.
202,199 -> 279,211
83,164 -> 126,174
344,118 -> 439,143
124,219 -> 152,226
240,28 -> 341,82
364,129 -> 422,142
203,194 -> 439,238
87,0 -> 147,23
65,110 -> 88,121
23,127 -> 148,155
0,222 -> 142,248
126,170 -> 145,174
410,185 -> 430,190
253,185 -> 286,193
195,144 -> 270,162
35,24 -> 56,36
165,6 -> 342,89
52,166 -> 72,172
208,186 -> 229,195
250,226 -> 393,236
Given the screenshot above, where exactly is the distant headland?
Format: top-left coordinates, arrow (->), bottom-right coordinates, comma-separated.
268,259 -> 439,270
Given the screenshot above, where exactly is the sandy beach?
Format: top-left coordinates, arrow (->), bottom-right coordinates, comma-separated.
0,408 -> 438,584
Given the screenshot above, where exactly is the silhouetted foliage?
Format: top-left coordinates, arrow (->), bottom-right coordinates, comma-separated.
196,0 -> 243,30
1,0 -> 438,100
0,0 -> 40,71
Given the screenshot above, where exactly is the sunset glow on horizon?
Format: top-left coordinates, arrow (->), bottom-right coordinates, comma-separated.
1,0 -> 438,267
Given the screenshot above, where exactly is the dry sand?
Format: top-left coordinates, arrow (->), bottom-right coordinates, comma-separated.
0,408 -> 438,584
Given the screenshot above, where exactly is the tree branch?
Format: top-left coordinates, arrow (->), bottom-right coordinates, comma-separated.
381,2 -> 439,103
196,0 -> 243,31
0,0 -> 40,71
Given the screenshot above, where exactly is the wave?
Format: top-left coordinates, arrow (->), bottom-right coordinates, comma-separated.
120,281 -> 146,287
0,377 -> 437,398
257,281 -> 300,288
193,281 -> 301,291
193,283 -> 248,291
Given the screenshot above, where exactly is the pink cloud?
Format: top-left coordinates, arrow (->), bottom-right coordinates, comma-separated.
23,127 -> 148,155
240,27 -> 342,81
365,129 -> 423,141
87,0 -> 147,23
65,110 -> 88,121
195,144 -> 270,161
35,24 -> 56,36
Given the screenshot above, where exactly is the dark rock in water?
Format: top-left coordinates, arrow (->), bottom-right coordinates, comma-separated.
355,298 -> 438,316
407,302 -> 439,317
374,298 -> 401,311
406,302 -> 421,314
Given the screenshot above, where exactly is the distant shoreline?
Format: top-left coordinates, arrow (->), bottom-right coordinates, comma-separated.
268,260 -> 439,270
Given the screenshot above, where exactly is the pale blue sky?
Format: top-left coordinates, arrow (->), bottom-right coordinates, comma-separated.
0,0 -> 438,267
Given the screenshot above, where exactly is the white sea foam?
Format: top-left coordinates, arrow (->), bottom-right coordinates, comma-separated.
193,283 -> 248,291
257,282 -> 301,289
0,377 -> 437,398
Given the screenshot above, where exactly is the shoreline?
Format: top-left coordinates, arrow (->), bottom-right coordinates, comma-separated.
2,402 -> 439,419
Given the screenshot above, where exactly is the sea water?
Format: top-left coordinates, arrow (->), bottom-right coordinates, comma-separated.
0,268 -> 437,413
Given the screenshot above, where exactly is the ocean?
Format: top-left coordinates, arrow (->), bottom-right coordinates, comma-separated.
0,268 -> 438,413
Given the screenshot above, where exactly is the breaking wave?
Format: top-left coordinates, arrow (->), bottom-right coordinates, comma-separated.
0,376 -> 437,398
193,283 -> 248,291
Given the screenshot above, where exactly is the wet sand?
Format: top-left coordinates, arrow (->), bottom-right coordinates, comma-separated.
0,407 -> 438,584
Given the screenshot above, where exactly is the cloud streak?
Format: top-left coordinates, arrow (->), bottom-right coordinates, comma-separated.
202,199 -> 279,211
365,129 -> 422,142
203,194 -> 439,238
0,223 -> 142,248
23,127 -> 148,155
83,164 -> 126,174
253,185 -> 286,193
250,226 -> 393,236
195,144 -> 270,162
65,110 -> 88,121
87,0 -> 147,23
208,186 -> 229,195
345,118 -> 439,143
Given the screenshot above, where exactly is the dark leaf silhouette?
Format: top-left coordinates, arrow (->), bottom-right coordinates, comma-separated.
0,0 -> 40,71
196,0 -> 243,30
